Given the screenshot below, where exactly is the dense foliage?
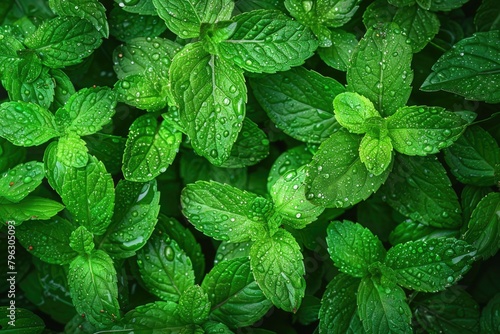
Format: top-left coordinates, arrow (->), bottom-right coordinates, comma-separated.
0,0 -> 499,333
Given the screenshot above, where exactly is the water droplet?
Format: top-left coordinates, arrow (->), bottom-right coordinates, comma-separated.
165,246 -> 174,261
23,176 -> 32,183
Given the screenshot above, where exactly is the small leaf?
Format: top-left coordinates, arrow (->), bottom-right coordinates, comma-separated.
49,0 -> 109,38
69,226 -> 95,255
119,301 -> 186,332
0,101 -> 59,147
178,285 -> 210,325
250,229 -> 305,312
359,132 -> 393,176
318,29 -> 358,71
56,134 -> 89,168
0,161 -> 44,203
115,72 -> 169,112
0,196 -> 65,223
114,0 -> 156,15
333,92 -> 381,134
326,220 -> 386,277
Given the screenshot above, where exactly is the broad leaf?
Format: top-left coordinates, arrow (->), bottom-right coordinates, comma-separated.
49,0 -> 109,37
218,10 -> 318,73
181,181 -> 267,242
51,68 -> 76,109
250,229 -> 305,312
387,106 -> 467,156
68,251 -> 120,328
24,17 -> 102,68
0,161 -> 44,203
15,216 -> 77,264
474,0 -> 500,32
109,7 -> 167,42
306,130 -> 391,208
0,308 -> 44,333
326,220 -> 386,277
0,101 -> 59,146
380,154 -> 462,228
119,301 -> 187,333
0,196 -> 65,223
347,22 -> 413,117
251,66 -> 344,143
137,229 -> 195,302
122,115 -> 181,182
393,5 -> 439,52
202,257 -> 271,328
384,238 -> 476,292
170,42 -> 246,165
389,219 -> 459,245
318,29 -> 358,71
99,180 -> 160,259
444,125 -> 500,186
421,30 -> 500,103
357,276 -> 412,333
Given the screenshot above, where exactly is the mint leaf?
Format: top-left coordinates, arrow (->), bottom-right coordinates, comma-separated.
0,101 -> 59,146
0,138 -> 26,173
181,181 -> 267,242
421,31 -> 500,103
357,276 -> 412,333
114,0 -> 156,15
202,257 -> 272,328
306,130 -> 391,208
55,87 -> 117,136
387,106 -> 467,156
0,308 -> 44,334
393,5 -> 439,52
0,161 -> 44,203
389,219 -> 459,245
49,0 -> 109,37
203,321 -> 234,334
85,133 -> 126,175
68,250 -> 120,328
16,216 -> 77,264
480,293 -> 500,333
326,220 -> 386,277
214,241 -> 252,264
380,154 -> 462,228
24,17 -> 102,68
250,229 -> 305,312
51,68 -> 76,110
137,229 -> 195,302
347,22 -> 413,117
463,192 -> 500,260
218,10 -> 318,73
119,301 -> 186,332
461,185 -> 492,225
475,0 -> 500,32
271,166 -> 324,229
359,132 -> 393,176
333,92 -> 380,134
384,238 -> 476,292
251,66 -> 344,143
56,134 -> 89,168
0,196 -> 65,223
153,0 -> 234,38
109,7 -> 167,42
178,285 -> 210,325
444,125 -> 500,186
122,115 -> 181,182
318,29 -> 358,71
267,145 -> 313,191
99,180 -> 160,259
0,31 -> 23,75
115,72 -> 170,112
170,42 -> 246,165
319,273 -> 360,334
69,226 -> 95,255
428,0 -> 469,11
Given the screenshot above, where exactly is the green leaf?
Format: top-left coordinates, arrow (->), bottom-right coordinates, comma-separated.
267,145 -> 313,191
99,180 -> 160,259
0,307 -> 44,334
428,0 -> 469,11
363,0 -> 397,29
333,92 -> 381,134
480,293 -> 500,333
251,66 -> 344,143
51,68 -> 76,110
218,10 -> 318,73
109,7 -> 167,42
384,238 -> 476,292
359,132 -> 393,176
122,114 -> 182,182
271,166 -> 324,229
421,30 -> 500,103
55,87 -> 117,136
461,185 -> 492,225
387,106 -> 467,156
69,226 -> 95,255
56,134 -> 89,168
0,101 -> 59,147
84,133 -> 126,175
326,220 -> 386,277
0,196 -> 65,223
0,30 -> 24,76
393,5 -> 440,52
178,285 -> 210,325
305,130 -> 392,208
347,22 -> 413,117
68,250 -> 120,328
389,219 -> 459,245
380,154 -> 462,228
115,72 -> 170,112
137,229 -> 195,302
285,0 -> 361,47
319,273 -> 361,334
202,257 -> 271,328
0,161 -> 44,203
203,321 -> 234,334
24,17 -> 102,68
250,229 -> 305,312
463,192 -> 500,260
412,287 -> 480,333
474,0 -> 500,32
214,241 -> 252,264
181,181 -> 267,242
317,29 -> 358,71
444,125 -> 500,186
0,138 -> 26,173
170,42 -> 246,165
114,0 -> 156,15
357,276 -> 412,334
49,0 -> 109,38
153,0 -> 234,38
15,216 -> 77,264
119,301 -> 187,333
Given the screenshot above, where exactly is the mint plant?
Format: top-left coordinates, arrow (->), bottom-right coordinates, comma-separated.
0,0 -> 499,333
